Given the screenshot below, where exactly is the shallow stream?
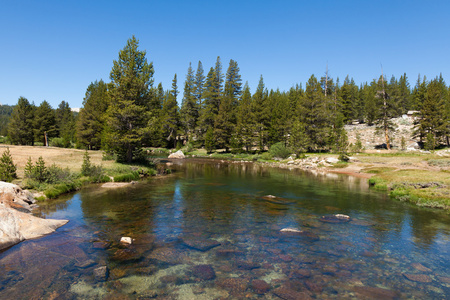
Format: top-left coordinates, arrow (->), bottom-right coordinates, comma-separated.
1,159 -> 450,299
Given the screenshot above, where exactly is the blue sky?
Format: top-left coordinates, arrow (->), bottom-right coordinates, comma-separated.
1,0 -> 449,108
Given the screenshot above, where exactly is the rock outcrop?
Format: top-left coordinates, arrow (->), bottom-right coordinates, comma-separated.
0,182 -> 68,251
168,150 -> 185,159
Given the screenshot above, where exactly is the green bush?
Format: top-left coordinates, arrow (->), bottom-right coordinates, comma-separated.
0,147 -> 17,182
50,137 -> 71,148
259,152 -> 273,161
269,142 -> 291,159
113,171 -> 140,182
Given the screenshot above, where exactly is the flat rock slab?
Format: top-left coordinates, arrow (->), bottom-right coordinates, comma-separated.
411,263 -> 432,272
101,182 -> 134,188
403,273 -> 433,283
149,247 -> 185,265
319,214 -> 351,223
353,286 -> 400,299
272,286 -> 312,300
181,236 -> 221,251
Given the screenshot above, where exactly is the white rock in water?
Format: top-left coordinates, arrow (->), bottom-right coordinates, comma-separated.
168,150 -> 185,159
280,227 -> 302,233
120,237 -> 133,244
335,214 -> 350,220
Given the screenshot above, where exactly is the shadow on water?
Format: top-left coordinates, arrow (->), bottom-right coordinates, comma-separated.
1,159 -> 450,299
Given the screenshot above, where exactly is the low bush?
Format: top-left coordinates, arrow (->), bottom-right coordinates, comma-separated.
113,171 -> 140,182
269,142 -> 291,159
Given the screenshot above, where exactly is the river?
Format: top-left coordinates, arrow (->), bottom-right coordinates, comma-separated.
1,159 -> 449,299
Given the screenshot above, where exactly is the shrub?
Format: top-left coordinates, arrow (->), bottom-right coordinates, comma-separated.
259,152 -> 273,161
50,137 -> 71,148
0,147 -> 17,182
269,142 -> 291,159
113,171 -> 140,182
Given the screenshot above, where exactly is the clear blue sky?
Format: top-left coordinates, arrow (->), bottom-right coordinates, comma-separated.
1,0 -> 449,108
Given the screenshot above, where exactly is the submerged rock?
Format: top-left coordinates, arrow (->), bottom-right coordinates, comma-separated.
192,264 -> 216,280
149,247 -> 185,265
93,266 -> 108,282
319,214 -> 351,223
411,263 -> 432,272
272,286 -> 312,300
251,279 -> 271,294
216,277 -> 249,293
353,286 -> 400,299
403,273 -> 433,283
181,236 -> 221,251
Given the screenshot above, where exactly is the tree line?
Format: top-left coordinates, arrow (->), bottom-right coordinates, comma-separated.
5,36 -> 450,162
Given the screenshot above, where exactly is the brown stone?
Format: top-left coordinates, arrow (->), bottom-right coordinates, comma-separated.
192,264 -> 216,280
93,241 -> 111,249
403,273 -> 432,283
216,248 -> 245,257
181,236 -> 221,251
411,263 -> 432,273
359,250 -> 377,257
438,276 -> 450,284
236,260 -> 260,270
216,277 -> 249,292
353,286 -> 400,299
149,247 -> 185,265
251,279 -> 271,294
272,286 -> 312,300
305,280 -> 323,293
292,268 -> 311,278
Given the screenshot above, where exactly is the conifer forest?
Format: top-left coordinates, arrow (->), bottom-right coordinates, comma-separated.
3,36 -> 450,162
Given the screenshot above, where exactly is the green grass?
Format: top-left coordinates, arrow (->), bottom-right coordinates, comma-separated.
368,168 -> 450,209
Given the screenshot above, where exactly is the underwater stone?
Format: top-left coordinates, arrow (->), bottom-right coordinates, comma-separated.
251,279 -> 271,294
319,214 -> 351,223
181,236 -> 221,251
403,273 -> 433,283
192,264 -> 216,280
93,266 -> 108,282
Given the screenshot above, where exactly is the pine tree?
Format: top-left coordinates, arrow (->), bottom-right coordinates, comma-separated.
180,63 -> 198,142
104,36 -> 154,162
55,100 -> 76,147
7,97 -> 35,145
33,100 -> 57,146
198,67 -> 220,141
77,80 -> 109,150
235,82 -> 255,152
161,74 -> 179,148
415,76 -> 448,149
0,147 -> 17,182
214,59 -> 242,151
300,74 -> 329,151
252,75 -> 269,151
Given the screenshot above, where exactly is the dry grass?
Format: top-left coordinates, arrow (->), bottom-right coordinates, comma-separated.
0,145 -> 116,178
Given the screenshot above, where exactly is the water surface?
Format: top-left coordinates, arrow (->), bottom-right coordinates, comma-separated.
1,160 -> 450,299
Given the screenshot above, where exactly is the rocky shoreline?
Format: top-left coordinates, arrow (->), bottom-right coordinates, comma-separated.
0,182 -> 68,251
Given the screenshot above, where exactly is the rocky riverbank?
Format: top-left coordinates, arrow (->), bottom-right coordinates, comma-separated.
0,182 -> 68,251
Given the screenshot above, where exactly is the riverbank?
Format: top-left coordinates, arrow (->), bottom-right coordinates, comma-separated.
1,145 -> 156,199
179,148 -> 450,210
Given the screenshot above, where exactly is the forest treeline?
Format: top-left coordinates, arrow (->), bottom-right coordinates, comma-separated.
4,36 -> 450,162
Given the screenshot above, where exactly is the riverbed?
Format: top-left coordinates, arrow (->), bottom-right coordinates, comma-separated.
1,159 -> 449,299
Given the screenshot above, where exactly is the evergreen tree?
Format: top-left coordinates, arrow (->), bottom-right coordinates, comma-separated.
0,147 -> 17,182
180,63 -> 198,142
33,100 -> 57,146
7,97 -> 35,145
198,67 -> 220,141
414,76 -> 448,148
55,100 -> 76,147
145,82 -> 165,147
235,82 -> 255,152
252,75 -> 269,151
300,74 -> 329,151
161,74 -> 179,148
77,80 -> 109,150
104,36 -> 154,162
339,76 -> 359,123
214,59 -> 242,151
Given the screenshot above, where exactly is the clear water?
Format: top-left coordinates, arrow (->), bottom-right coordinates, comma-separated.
1,159 -> 450,299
